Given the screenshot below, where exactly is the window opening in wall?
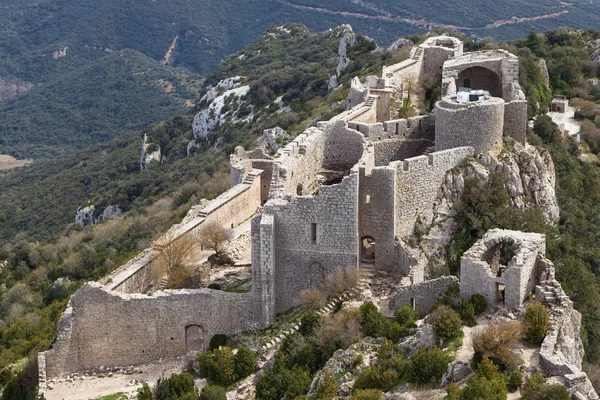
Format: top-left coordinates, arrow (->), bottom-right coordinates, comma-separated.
411,298 -> 416,310
311,223 -> 317,245
365,195 -> 371,204
464,78 -> 471,88
231,223 -> 234,229
361,236 -> 376,263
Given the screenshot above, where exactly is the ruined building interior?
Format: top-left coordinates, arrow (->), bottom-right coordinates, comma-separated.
39,36 -> 596,399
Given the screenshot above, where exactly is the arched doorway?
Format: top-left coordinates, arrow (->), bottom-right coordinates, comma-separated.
185,325 -> 204,353
361,236 -> 376,263
457,67 -> 502,98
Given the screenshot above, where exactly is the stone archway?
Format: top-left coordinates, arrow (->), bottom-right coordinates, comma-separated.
185,325 -> 204,353
456,67 -> 502,98
361,236 -> 376,263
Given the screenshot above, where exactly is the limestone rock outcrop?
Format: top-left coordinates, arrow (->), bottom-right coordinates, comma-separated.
416,141 -> 559,262
75,205 -> 123,226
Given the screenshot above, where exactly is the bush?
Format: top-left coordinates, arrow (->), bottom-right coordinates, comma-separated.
469,294 -> 487,315
353,341 -> 405,392
136,372 -> 198,400
393,304 -> 419,326
197,347 -> 236,385
255,355 -> 312,400
313,373 -> 338,400
429,305 -> 463,339
209,334 -> 228,350
200,385 -> 227,400
297,288 -> 326,312
471,322 -> 522,370
233,347 -> 256,379
207,283 -> 221,290
299,313 -> 321,337
507,370 -> 523,392
460,356 -> 507,400
406,346 -> 450,385
521,372 -> 570,400
446,383 -> 460,400
523,302 -> 550,344
350,389 -> 383,400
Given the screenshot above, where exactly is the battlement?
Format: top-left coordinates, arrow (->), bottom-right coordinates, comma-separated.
397,146 -> 473,173
349,115 -> 435,141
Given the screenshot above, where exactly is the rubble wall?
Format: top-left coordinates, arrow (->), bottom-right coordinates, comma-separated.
42,284 -> 263,378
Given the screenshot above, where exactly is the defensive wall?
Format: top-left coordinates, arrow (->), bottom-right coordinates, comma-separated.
391,276 -> 459,315
257,174 -> 360,313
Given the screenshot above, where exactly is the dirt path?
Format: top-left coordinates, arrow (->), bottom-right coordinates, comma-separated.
46,357 -> 187,400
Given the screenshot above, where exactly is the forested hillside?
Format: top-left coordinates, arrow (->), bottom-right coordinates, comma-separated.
1,0 -> 599,86
0,50 -> 202,159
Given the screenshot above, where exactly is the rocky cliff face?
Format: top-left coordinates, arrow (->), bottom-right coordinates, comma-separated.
415,141 -> 559,265
75,205 -> 123,226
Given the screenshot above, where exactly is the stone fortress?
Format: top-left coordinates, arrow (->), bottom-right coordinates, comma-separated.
39,36 -> 597,399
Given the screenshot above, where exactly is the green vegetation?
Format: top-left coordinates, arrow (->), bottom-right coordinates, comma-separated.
429,305 -> 463,339
196,346 -> 256,385
0,50 -> 201,159
199,385 -> 227,400
136,372 -> 198,400
406,346 -> 451,385
523,302 -> 550,345
521,373 -> 570,400
458,356 -> 507,400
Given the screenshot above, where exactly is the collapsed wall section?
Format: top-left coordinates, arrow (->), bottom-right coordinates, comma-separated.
264,174 -> 359,313
394,147 -> 474,236
42,284 -> 263,379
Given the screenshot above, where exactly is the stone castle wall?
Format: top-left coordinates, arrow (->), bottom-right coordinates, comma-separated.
391,276 -> 459,315
41,284 -> 263,379
264,174 -> 360,313
394,147 -> 474,236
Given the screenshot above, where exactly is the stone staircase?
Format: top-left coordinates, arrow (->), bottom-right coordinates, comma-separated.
411,46 -> 423,61
423,146 -> 436,155
243,169 -> 261,185
536,278 -> 569,305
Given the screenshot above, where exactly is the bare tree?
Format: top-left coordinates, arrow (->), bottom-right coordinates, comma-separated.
197,220 -> 234,255
401,72 -> 418,102
156,235 -> 195,288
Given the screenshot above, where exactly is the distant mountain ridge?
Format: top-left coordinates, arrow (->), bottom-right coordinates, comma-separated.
0,0 -> 598,86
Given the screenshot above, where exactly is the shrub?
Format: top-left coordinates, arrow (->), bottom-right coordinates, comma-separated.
471,322 -> 522,370
521,372 -> 569,400
209,334 -> 228,350
446,383 -> 460,400
197,347 -> 236,385
507,370 -> 523,392
200,384 -> 227,400
354,367 -> 400,392
207,283 -> 221,290
523,302 -> 550,344
350,389 -> 384,400
313,373 -> 338,400
360,302 -> 391,339
136,372 -> 198,400
460,356 -> 507,400
406,346 -> 450,385
255,355 -> 312,400
233,347 -> 256,379
297,288 -> 326,312
393,304 -> 419,326
429,305 -> 463,339
299,313 -> 321,337
469,294 -> 487,315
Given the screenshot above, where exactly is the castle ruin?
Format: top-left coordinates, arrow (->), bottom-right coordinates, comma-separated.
40,35 -> 547,388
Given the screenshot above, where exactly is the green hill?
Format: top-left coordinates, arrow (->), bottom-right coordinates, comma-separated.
0,49 -> 202,159
2,0 -> 599,85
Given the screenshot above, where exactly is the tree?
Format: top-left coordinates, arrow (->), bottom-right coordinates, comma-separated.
401,72 -> 418,101
460,356 -> 507,400
406,346 -> 450,385
472,322 -> 522,370
155,235 -> 195,289
197,220 -> 234,255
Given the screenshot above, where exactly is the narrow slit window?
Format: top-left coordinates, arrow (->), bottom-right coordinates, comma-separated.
311,223 -> 317,245
365,195 -> 371,204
